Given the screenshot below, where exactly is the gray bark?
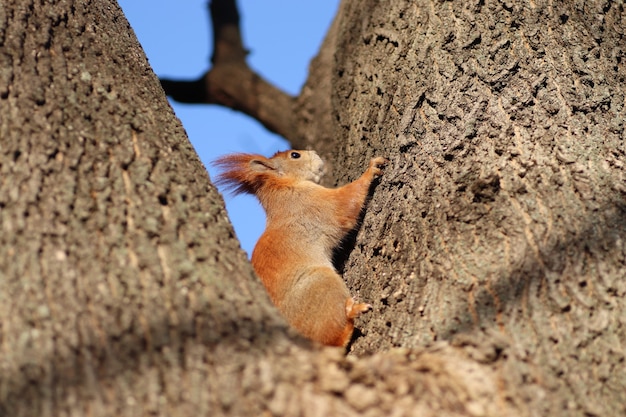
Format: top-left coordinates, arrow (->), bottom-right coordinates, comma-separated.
329,1 -> 626,415
0,1 -> 287,415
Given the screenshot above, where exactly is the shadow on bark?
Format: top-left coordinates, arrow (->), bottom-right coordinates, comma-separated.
1,198 -> 623,415
0,301 -> 305,416
442,196 -> 626,341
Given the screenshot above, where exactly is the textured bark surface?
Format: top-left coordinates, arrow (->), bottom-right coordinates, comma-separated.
1,0 -> 625,416
330,1 -> 626,415
0,1 -> 291,415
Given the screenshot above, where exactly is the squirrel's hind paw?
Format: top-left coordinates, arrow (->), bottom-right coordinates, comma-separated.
345,298 -> 372,319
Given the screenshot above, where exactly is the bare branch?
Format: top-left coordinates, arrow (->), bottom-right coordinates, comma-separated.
209,0 -> 246,64
160,0 -> 300,146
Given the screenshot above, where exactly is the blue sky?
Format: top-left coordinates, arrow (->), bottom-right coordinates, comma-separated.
118,1 -> 339,255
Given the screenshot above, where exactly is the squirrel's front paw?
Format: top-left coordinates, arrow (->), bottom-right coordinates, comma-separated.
369,157 -> 388,176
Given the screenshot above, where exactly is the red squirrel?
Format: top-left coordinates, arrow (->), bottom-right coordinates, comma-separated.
215,150 -> 386,347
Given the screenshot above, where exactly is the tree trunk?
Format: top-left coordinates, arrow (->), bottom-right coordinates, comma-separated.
1,1 -> 624,417
327,0 -> 626,415
0,1 -> 290,415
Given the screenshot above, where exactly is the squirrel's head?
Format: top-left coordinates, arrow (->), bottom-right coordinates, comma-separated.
214,150 -> 325,195
252,150 -> 325,184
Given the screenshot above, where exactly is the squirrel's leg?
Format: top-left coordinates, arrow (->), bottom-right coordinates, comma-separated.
329,157 -> 387,232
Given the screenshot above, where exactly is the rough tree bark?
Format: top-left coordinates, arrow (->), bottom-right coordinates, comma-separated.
0,1 -> 625,417
329,1 -> 626,415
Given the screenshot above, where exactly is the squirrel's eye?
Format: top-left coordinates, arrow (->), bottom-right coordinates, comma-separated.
290,152 -> 301,159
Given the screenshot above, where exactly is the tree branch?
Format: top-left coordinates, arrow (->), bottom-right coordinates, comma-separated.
160,0 -> 299,146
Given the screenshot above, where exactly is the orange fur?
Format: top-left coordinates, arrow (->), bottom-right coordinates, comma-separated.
214,150 -> 386,347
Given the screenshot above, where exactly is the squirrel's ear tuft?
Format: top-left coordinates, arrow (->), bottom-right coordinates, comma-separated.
213,153 -> 264,195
